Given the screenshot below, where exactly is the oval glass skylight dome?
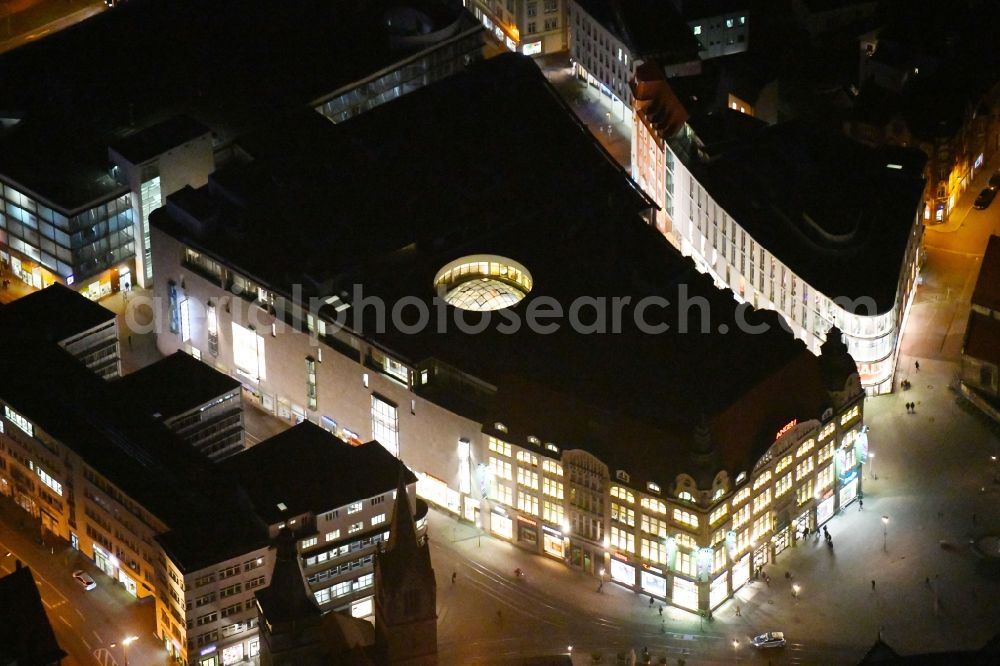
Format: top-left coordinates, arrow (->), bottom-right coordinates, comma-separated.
433,255 -> 533,311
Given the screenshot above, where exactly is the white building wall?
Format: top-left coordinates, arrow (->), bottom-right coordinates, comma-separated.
632,119 -> 918,394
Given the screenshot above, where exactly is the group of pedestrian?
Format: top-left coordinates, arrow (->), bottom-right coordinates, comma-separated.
905,401 -> 917,413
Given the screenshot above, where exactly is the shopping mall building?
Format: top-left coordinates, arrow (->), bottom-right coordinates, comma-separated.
630,64 -> 927,395
149,54 -> 868,615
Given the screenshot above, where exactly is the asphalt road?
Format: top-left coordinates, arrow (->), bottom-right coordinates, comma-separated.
0,499 -> 166,666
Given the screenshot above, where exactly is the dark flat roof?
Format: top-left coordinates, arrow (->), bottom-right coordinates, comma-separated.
155,54 -> 842,490
972,236 -> 1000,313
0,283 -> 116,342
109,115 -> 211,166
0,0 -> 476,210
683,120 -> 926,311
0,327 -> 263,571
112,351 -> 241,420
0,567 -> 66,665
964,313 -> 1000,368
221,423 -> 415,525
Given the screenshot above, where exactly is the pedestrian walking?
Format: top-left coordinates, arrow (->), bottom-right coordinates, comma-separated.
871,579 -> 876,592
859,498 -> 864,511
925,576 -> 931,586
915,360 -> 920,371
658,605 -> 663,616
735,604 -> 741,616
451,571 -> 456,584
649,595 -> 655,607
127,334 -> 132,348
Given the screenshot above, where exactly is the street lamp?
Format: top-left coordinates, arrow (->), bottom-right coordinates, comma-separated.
881,516 -> 889,553
110,635 -> 138,666
991,455 -> 997,484
732,638 -> 740,663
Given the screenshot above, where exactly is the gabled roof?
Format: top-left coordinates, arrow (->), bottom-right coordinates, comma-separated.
972,236 -> 1000,313
0,567 -> 66,665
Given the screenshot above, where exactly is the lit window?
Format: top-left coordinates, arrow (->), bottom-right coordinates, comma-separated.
349,522 -> 363,534
325,530 -> 340,542
641,538 -> 667,564
494,484 -> 513,506
641,514 -> 667,537
752,490 -> 771,514
543,500 -> 564,525
517,491 -> 539,516
542,478 -> 564,500
673,509 -> 699,529
640,498 -> 666,514
775,455 -> 793,473
495,422 -> 508,433
348,502 -> 363,514
796,439 -> 815,458
301,537 -> 317,549
517,467 -> 539,490
693,25 -> 702,35
516,450 -> 538,466
610,486 -> 634,503
371,514 -> 386,526
371,395 -> 399,457
489,457 -> 513,481
775,473 -> 793,497
752,471 -> 771,490
796,457 -> 815,481
648,482 -> 661,494
840,405 -> 860,426
611,503 -> 635,527
610,526 -> 635,553
709,505 -> 728,525
677,491 -> 694,502
489,437 -> 512,457
542,460 -> 563,476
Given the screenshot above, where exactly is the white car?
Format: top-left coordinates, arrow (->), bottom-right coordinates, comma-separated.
751,632 -> 786,648
72,570 -> 96,591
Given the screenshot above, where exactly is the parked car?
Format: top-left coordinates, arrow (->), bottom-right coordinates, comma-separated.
751,632 -> 786,648
989,171 -> 1000,191
72,570 -> 96,591
974,187 -> 997,210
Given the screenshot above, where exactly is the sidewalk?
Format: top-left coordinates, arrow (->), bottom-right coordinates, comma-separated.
925,155 -> 999,235
536,53 -> 632,171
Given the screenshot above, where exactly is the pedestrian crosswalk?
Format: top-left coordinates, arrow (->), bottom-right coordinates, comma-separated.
92,648 -> 118,666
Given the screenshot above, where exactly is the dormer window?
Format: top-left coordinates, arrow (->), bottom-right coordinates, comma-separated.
495,422 -> 508,433
616,470 -> 630,483
678,491 -> 695,502
647,482 -> 661,494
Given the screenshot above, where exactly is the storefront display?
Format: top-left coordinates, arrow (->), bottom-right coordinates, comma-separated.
672,577 -> 698,610
517,517 -> 538,546
710,572 -> 729,609
610,557 -> 635,586
839,471 -> 858,507
491,511 -> 513,540
816,493 -> 835,525
542,526 -> 564,558
640,568 -> 666,598
732,554 -> 750,589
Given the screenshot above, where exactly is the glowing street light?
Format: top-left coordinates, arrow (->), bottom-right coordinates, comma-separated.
881,515 -> 889,553
110,635 -> 139,666
732,638 -> 740,663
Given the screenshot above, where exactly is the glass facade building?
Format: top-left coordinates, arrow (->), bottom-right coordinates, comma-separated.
0,177 -> 134,294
